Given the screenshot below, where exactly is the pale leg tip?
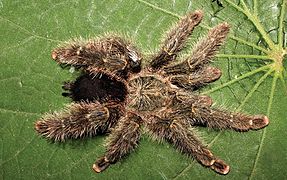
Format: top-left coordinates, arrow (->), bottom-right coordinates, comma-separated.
251,115 -> 270,130
93,156 -> 110,173
92,164 -> 101,173
222,165 -> 230,175
51,50 -> 58,60
210,159 -> 230,175
263,116 -> 269,126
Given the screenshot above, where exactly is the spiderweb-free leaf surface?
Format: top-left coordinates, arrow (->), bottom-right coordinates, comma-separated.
1,0 -> 286,179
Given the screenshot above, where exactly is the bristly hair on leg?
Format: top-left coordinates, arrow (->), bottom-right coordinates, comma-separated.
188,103 -> 269,131
145,115 -> 230,174
93,112 -> 142,173
188,23 -> 230,69
149,10 -> 203,70
163,23 -> 230,75
51,36 -> 142,79
169,66 -> 222,90
35,101 -> 124,141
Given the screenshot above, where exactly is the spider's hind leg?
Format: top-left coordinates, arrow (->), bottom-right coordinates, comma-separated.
93,112 -> 142,173
146,115 -> 230,175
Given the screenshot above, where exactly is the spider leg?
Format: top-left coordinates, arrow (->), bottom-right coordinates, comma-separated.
34,101 -> 123,141
93,112 -> 142,173
169,66 -> 222,89
163,23 -> 230,75
146,116 -> 230,174
189,103 -> 269,131
149,10 -> 203,70
51,36 -> 141,78
174,91 -> 213,107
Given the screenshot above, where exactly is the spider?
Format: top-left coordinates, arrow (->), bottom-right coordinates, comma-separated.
35,10 -> 269,175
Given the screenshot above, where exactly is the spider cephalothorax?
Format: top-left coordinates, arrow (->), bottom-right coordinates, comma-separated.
35,10 -> 269,175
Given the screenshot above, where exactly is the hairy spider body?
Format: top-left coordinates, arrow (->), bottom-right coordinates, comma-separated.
35,10 -> 269,175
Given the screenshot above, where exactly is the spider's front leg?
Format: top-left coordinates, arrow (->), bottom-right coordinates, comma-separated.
146,115 -> 230,174
93,112 -> 142,173
163,22 -> 230,76
164,22 -> 230,89
35,101 -> 123,141
149,10 -> 203,70
51,36 -> 141,78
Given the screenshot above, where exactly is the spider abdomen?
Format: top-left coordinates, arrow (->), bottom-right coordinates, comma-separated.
65,73 -> 128,103
127,75 -> 170,111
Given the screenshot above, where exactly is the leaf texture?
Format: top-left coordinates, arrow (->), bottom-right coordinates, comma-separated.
0,0 -> 286,179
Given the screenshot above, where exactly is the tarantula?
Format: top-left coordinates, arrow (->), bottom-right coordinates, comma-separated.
35,10 -> 269,175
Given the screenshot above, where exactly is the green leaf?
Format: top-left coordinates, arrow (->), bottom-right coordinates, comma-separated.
1,0 -> 286,179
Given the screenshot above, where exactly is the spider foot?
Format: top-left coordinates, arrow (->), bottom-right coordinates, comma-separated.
196,149 -> 216,167
93,156 -> 110,173
195,148 -> 229,175
249,115 -> 269,130
197,149 -> 230,174
34,120 -> 48,135
210,159 -> 230,175
92,113 -> 142,173
149,10 -> 203,70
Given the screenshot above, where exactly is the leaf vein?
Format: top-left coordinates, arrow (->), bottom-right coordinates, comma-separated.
203,65 -> 271,94
137,0 -> 181,18
0,136 -> 37,166
0,107 -> 41,116
237,69 -> 273,111
248,74 -> 278,180
278,0 -> 286,47
0,16 -> 62,43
